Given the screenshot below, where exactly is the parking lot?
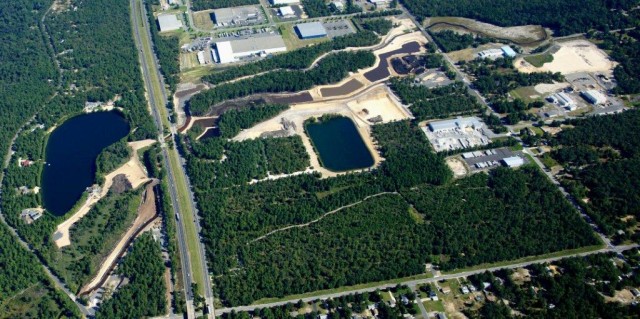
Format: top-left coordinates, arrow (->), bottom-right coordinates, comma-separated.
462,148 -> 528,172
324,20 -> 356,38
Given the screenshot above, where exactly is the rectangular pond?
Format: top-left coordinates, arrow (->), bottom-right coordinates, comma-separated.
305,117 -> 374,172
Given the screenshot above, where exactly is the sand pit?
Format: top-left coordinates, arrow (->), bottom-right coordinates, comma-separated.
516,40 -> 615,75
80,181 -> 159,295
53,140 -> 155,248
233,85 -> 411,178
446,157 -> 468,178
533,82 -> 570,94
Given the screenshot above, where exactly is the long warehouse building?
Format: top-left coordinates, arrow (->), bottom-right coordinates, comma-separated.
215,35 -> 287,64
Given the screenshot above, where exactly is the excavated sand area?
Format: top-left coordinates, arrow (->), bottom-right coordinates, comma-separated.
516,39 -> 616,75
53,140 -> 155,248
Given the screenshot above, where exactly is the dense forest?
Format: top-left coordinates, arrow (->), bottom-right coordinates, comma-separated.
182,109 -> 595,305
210,166 -> 596,305
191,0 -> 259,10
95,234 -> 167,319
148,0 -> 181,93
466,251 -> 640,318
188,51 -> 375,115
595,29 -> 640,95
203,31 -> 380,85
390,79 -> 482,121
549,110 -> 640,241
401,0 -> 639,36
359,18 -> 393,36
429,30 -> 493,52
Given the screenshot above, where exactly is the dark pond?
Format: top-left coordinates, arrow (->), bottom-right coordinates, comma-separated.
364,41 -> 422,82
42,112 -> 129,216
306,117 -> 374,172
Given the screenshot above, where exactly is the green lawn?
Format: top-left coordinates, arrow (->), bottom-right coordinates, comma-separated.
524,53 -> 554,67
423,300 -> 445,312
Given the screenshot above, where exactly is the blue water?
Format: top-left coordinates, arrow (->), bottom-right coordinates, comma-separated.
306,117 -> 374,172
41,112 -> 129,216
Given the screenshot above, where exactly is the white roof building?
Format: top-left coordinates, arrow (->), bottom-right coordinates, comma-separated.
428,117 -> 483,132
279,6 -> 295,16
477,48 -> 504,60
551,92 -> 576,109
502,156 -> 524,168
581,90 -> 607,105
157,14 -> 182,32
215,35 -> 287,64
270,0 -> 300,4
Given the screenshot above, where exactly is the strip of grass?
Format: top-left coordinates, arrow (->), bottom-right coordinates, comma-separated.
251,273 -> 434,305
423,300 -> 445,312
443,244 -> 604,275
168,149 -> 205,296
524,53 -> 554,67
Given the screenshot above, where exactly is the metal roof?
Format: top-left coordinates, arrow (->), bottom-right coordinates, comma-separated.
295,22 -> 327,38
229,35 -> 286,54
502,156 -> 524,167
157,14 -> 182,32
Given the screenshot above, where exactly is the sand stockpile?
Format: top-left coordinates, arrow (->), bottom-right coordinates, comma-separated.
517,40 -> 615,75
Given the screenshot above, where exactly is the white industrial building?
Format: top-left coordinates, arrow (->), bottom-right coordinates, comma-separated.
270,0 -> 299,4
215,35 -> 287,64
476,46 -> 516,59
279,6 -> 295,16
369,0 -> 390,8
549,92 -> 576,110
428,117 -> 483,132
502,156 -> 524,168
581,90 -> 607,105
157,14 -> 182,32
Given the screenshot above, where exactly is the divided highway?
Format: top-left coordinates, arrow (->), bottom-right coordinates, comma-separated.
130,0 -> 215,318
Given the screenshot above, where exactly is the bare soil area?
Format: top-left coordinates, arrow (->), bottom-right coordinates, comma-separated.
516,40 -> 616,75
425,17 -> 548,46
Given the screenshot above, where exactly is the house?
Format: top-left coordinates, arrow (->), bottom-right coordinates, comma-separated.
436,313 -> 448,319
461,286 -> 470,294
631,288 -> 640,297
482,282 -> 491,290
468,284 -> 477,292
440,286 -> 451,294
430,291 -> 438,301
271,0 -> 299,4
401,295 -> 409,305
318,315 -> 328,319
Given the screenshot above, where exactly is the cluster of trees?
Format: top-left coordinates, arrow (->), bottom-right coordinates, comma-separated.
400,0 -> 638,35
147,0 -> 181,93
359,18 -> 393,35
218,104 -> 289,138
210,166 -> 596,305
188,51 -> 375,115
390,79 -> 482,120
302,0 -> 361,17
46,0 -> 156,140
429,30 -> 493,52
191,0 -> 259,10
492,99 -> 544,124
53,188 -> 141,291
549,110 -> 640,240
95,139 -> 131,180
223,287 -> 417,319
461,58 -> 563,96
466,252 -> 640,318
186,135 -> 310,189
595,29 -> 640,95
95,234 -> 167,319
202,31 -> 380,85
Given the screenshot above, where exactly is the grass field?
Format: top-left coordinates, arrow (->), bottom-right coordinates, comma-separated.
193,10 -> 215,31
524,53 -> 554,67
510,86 -> 540,104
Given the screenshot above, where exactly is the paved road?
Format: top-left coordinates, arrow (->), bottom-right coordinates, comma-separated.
522,147 -> 614,248
132,0 -> 215,318
215,244 -> 637,315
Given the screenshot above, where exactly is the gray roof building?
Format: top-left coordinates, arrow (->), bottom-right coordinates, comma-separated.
157,14 -> 182,32
295,22 -> 328,39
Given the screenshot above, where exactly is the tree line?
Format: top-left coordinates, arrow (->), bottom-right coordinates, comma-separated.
203,31 -> 380,85
188,51 -> 375,115
191,0 -> 259,11
429,30 -> 493,53
400,0 -> 638,36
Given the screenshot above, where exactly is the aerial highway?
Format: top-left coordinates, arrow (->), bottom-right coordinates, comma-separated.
131,0 -> 216,317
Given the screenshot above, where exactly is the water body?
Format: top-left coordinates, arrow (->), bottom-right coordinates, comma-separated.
42,112 -> 129,216
306,117 -> 374,172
